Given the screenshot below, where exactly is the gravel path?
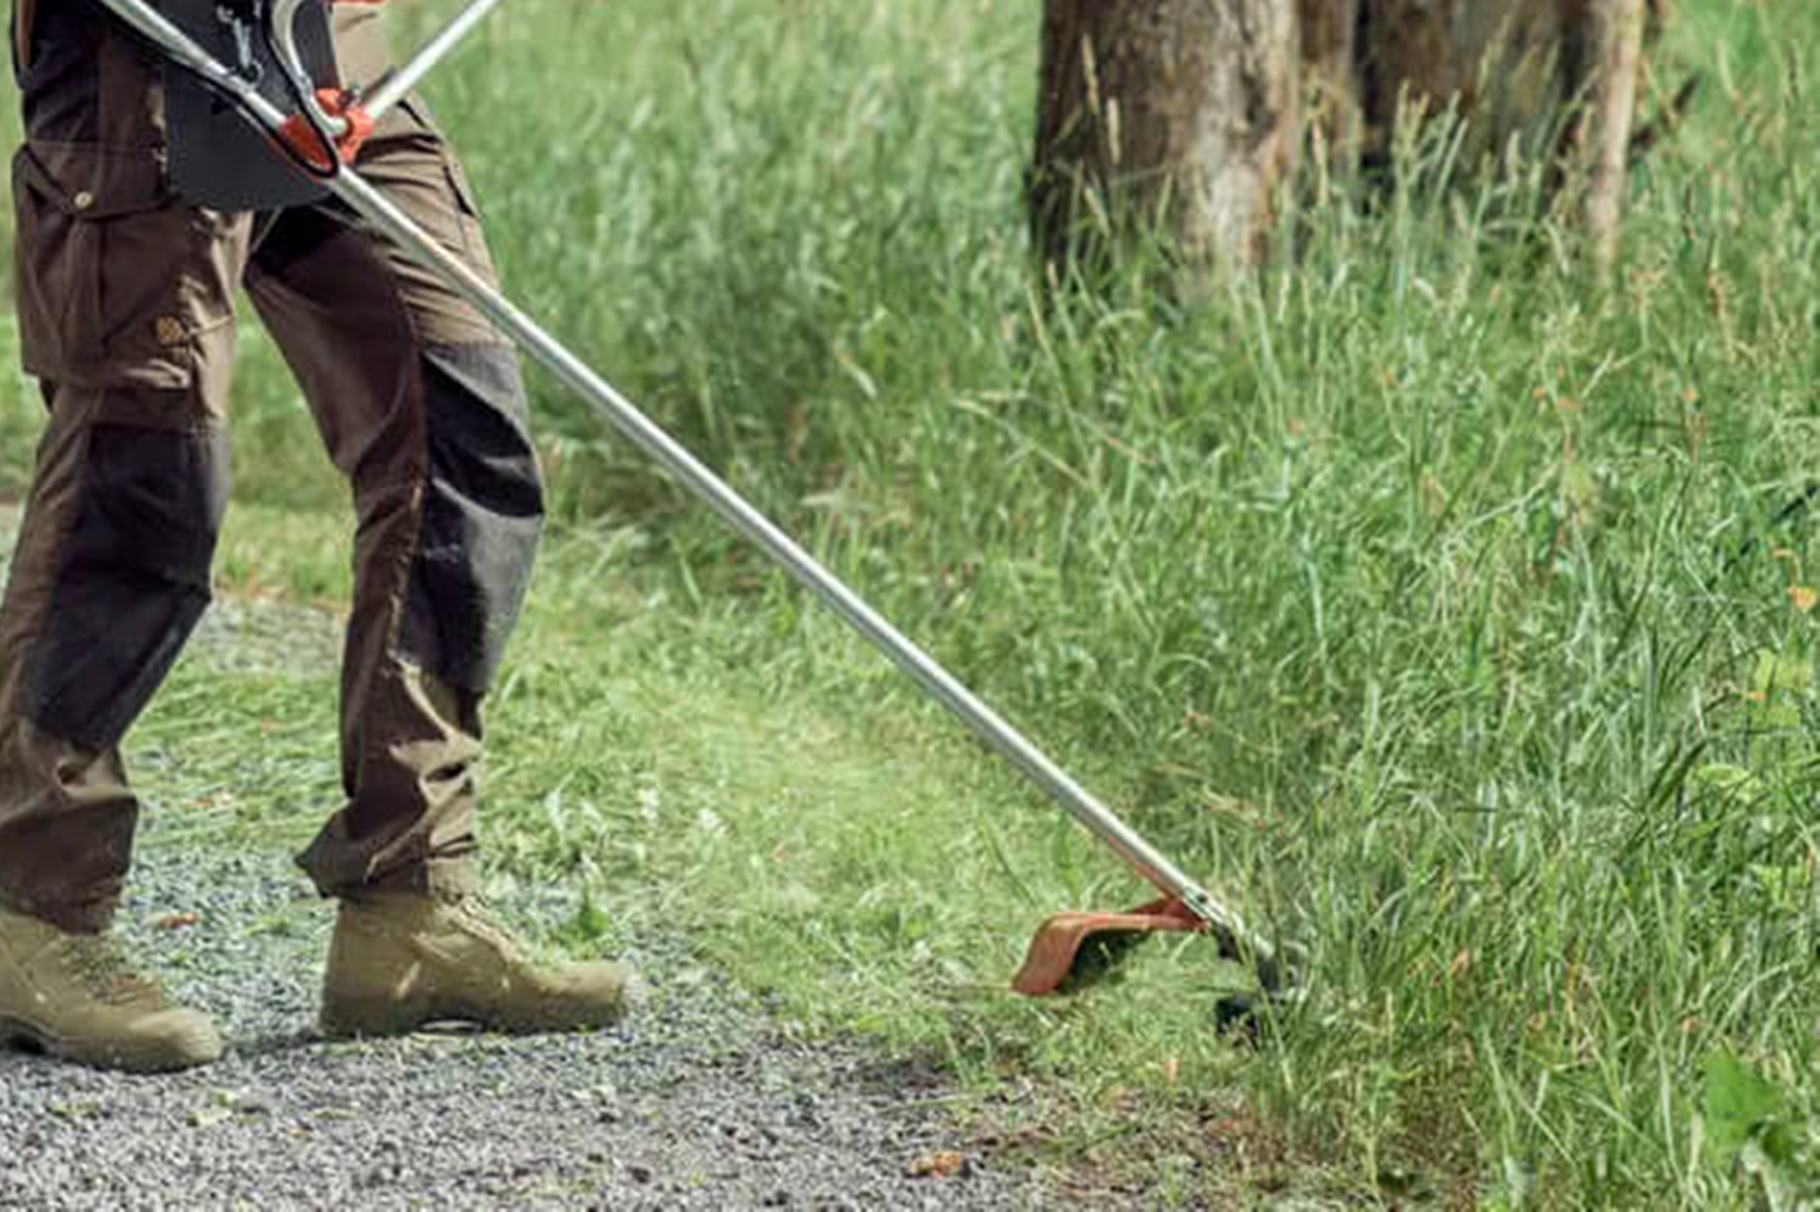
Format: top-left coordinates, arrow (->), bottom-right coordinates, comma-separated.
0,510 -> 1043,1211
1,851 -> 1031,1210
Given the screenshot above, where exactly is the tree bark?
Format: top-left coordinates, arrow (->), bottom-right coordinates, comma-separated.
1028,0 -> 1668,281
1573,0 -> 1647,270
1298,0 -> 1359,151
1030,0 -> 1299,279
1356,0 -> 1571,166
1352,4 -> 1658,160
1352,0 -> 1655,259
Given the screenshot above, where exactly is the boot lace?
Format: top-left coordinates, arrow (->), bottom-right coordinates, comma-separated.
54,935 -> 162,1008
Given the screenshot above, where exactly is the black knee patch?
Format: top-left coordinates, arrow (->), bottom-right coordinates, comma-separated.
401,344 -> 544,693
29,423 -> 230,747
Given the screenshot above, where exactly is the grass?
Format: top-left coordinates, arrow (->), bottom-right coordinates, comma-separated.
4,0 -> 1820,1203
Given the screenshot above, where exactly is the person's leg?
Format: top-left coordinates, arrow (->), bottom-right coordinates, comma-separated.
0,0 -> 249,1071
246,17 -> 539,901
246,11 -> 634,1033
0,0 -> 249,932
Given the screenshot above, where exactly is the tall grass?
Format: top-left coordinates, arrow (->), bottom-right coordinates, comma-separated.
4,0 -> 1819,1202
426,2 -> 1820,1201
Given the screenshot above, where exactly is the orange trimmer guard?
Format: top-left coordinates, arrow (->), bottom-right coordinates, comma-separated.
1011,896 -> 1207,996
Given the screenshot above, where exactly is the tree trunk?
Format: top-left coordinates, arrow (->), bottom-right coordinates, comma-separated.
1030,0 -> 1299,280
1298,0 -> 1359,152
1572,0 -> 1647,270
1354,0 -> 1652,261
1028,0 -> 1669,281
1355,0 -> 1572,166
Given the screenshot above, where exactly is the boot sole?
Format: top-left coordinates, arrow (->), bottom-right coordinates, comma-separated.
0,1013 -> 222,1074
317,995 -> 437,1040
319,984 -> 641,1040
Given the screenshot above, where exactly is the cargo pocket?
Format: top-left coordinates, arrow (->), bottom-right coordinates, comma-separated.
11,139 -> 230,391
389,94 -> 496,276
442,156 -> 492,270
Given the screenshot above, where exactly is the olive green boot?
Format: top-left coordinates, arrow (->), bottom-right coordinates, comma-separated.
0,906 -> 223,1073
318,892 -> 642,1038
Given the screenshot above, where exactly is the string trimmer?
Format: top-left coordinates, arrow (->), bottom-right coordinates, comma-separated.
94,0 -> 1292,1006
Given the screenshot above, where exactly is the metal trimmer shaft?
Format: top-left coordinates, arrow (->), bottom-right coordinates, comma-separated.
94,0 -> 1279,976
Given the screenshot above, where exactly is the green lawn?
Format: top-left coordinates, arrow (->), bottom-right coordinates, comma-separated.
5,0 -> 1820,1204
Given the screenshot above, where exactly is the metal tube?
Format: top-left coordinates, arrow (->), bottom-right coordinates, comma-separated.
94,0 -> 1275,973
361,0 -> 506,122
317,169 -> 1275,968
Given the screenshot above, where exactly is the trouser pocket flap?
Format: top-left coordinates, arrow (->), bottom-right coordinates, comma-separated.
15,139 -> 168,218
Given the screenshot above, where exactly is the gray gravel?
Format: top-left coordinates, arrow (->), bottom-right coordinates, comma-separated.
189,592 -> 346,675
0,848 -> 1036,1210
0,508 -> 1045,1211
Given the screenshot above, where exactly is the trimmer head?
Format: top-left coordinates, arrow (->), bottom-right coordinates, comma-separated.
1011,896 -> 1205,996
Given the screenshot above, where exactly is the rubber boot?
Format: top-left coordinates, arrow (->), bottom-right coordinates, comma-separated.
318,892 -> 641,1038
0,906 -> 223,1072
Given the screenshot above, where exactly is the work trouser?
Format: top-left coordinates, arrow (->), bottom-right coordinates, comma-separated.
0,0 -> 544,932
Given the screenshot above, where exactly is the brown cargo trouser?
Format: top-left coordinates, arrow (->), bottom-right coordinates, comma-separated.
0,0 -> 543,931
